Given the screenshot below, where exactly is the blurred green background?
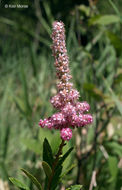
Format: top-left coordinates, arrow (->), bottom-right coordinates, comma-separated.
0,0 -> 122,189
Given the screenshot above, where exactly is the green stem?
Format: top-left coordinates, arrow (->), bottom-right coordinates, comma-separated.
47,139 -> 65,190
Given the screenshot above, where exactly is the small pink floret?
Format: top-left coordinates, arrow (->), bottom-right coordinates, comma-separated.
62,103 -> 76,118
39,119 -> 45,128
76,101 -> 90,113
60,128 -> 72,141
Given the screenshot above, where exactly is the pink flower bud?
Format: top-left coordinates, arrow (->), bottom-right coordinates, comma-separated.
60,128 -> 72,141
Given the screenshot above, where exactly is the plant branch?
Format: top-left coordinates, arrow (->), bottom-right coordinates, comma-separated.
89,170 -> 97,190
47,139 -> 65,190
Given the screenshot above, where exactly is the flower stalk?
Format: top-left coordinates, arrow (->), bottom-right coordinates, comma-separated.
39,21 -> 93,141
47,139 -> 65,190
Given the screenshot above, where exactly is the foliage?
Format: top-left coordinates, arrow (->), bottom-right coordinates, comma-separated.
9,139 -> 73,190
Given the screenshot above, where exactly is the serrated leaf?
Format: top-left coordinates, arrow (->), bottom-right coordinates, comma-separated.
66,184 -> 82,190
89,15 -> 120,26
21,169 -> 43,190
9,177 -> 30,190
42,161 -> 52,179
43,138 -> 53,167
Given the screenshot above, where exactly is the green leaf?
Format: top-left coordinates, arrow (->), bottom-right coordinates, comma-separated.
43,1 -> 54,25
20,64 -> 32,116
0,17 -> 16,26
60,164 -> 76,180
83,83 -> 105,100
78,5 -> 90,16
21,169 -> 43,190
103,78 -> 122,115
108,156 -> 118,182
106,31 -> 122,56
43,138 -> 53,167
89,15 -> 120,26
58,147 -> 74,166
66,184 -> 82,190
22,138 -> 41,154
14,97 -> 26,116
50,133 -> 61,154
42,161 -> 52,179
67,17 -> 75,51
51,147 -> 73,190
29,45 -> 37,77
105,142 -> 122,157
108,0 -> 120,16
9,177 -> 30,190
114,73 -> 122,84
51,165 -> 63,190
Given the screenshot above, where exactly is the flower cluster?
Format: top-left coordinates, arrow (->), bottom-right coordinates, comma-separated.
39,21 -> 93,141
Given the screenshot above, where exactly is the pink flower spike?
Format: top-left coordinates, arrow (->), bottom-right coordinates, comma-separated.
38,21 -> 93,141
60,128 -> 72,141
